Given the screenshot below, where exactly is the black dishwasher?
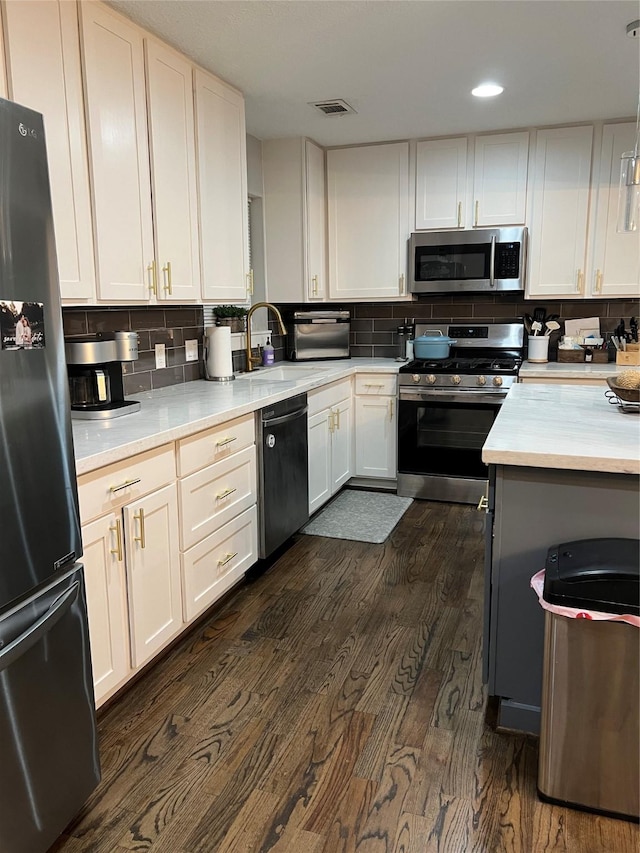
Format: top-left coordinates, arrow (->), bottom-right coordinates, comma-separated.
257,393 -> 309,558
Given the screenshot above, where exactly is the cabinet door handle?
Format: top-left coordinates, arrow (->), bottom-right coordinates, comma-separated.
328,411 -> 335,433
388,399 -> 394,421
147,260 -> 157,295
311,274 -> 319,295
399,273 -> 405,294
477,495 -> 488,511
216,436 -> 237,448
474,200 -> 479,227
594,269 -> 603,294
218,552 -> 237,568
216,487 -> 237,501
109,478 -> 141,494
109,518 -> 123,561
576,269 -> 585,294
162,261 -> 172,294
334,407 -> 341,429
457,201 -> 462,228
133,508 -> 146,549
246,269 -> 254,295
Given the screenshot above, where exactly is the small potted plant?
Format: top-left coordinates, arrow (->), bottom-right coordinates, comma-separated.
212,305 -> 248,333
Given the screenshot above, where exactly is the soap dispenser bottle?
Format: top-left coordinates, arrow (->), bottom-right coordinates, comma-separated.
262,337 -> 275,366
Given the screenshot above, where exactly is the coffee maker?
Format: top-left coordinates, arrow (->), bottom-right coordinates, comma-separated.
65,331 -> 141,420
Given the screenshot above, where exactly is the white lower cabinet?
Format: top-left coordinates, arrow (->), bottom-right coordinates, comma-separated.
123,483 -> 182,669
82,513 -> 130,705
354,374 -> 397,479
177,414 -> 258,622
79,444 -> 182,706
182,506 -> 257,622
308,380 -> 353,514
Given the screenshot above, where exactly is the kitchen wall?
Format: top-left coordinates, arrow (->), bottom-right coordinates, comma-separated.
271,295 -> 640,361
63,294 -> 639,390
62,307 -> 205,393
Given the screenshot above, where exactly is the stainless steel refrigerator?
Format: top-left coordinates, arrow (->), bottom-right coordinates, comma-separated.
0,98 -> 100,852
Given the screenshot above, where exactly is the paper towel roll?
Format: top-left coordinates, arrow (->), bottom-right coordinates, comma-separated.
205,326 -> 233,379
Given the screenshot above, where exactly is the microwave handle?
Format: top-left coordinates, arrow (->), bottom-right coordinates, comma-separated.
489,235 -> 496,288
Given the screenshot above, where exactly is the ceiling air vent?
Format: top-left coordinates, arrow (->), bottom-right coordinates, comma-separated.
309,99 -> 357,117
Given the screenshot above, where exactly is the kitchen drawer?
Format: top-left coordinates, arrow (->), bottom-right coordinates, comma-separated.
177,413 -> 255,477
354,374 -> 397,396
179,445 -> 256,550
308,378 -> 352,416
181,505 -> 258,622
78,445 -> 176,524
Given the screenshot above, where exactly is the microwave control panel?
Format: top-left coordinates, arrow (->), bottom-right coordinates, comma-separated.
495,243 -> 521,279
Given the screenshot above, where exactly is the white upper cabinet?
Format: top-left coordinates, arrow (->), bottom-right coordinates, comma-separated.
473,131 -> 529,227
415,137 -> 467,230
263,137 -> 327,302
4,0 -> 96,302
415,131 -> 529,230
145,39 -> 201,302
305,139 -> 327,300
80,2 -> 154,302
195,69 -> 249,303
527,126 -> 593,298
327,142 -> 409,300
589,122 -> 640,298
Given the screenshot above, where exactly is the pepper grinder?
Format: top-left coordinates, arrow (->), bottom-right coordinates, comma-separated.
396,321 -> 410,361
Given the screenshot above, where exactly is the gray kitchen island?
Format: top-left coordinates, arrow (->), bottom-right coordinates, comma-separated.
481,382 -> 640,734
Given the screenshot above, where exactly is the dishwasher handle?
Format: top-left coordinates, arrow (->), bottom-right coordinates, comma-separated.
262,406 -> 308,428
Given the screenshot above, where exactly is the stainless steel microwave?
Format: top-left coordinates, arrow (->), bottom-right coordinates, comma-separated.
409,226 -> 527,294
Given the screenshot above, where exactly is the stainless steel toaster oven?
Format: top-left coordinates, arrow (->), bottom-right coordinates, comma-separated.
288,310 -> 351,361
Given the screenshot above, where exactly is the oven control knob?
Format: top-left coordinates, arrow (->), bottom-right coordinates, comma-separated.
412,374 -> 421,383
427,374 -> 437,385
477,375 -> 487,386
451,375 -> 461,385
493,376 -> 503,387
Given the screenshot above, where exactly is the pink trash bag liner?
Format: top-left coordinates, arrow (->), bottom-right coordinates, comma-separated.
531,569 -> 640,628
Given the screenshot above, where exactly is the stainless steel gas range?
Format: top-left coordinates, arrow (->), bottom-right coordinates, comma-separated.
397,322 -> 524,505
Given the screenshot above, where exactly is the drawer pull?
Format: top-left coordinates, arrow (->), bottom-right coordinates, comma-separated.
110,478 -> 141,494
388,399 -> 394,421
134,508 -> 146,548
364,383 -> 384,387
109,519 -> 123,561
218,552 -> 237,568
216,436 -> 237,448
216,487 -> 237,501
477,495 -> 488,511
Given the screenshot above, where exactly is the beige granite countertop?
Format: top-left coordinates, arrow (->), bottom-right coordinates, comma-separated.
482,383 -> 640,475
73,359 -> 401,474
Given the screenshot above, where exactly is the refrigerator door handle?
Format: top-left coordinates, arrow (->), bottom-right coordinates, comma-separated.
0,582 -> 80,672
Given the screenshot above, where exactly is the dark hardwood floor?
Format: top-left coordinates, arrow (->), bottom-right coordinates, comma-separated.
50,500 -> 638,852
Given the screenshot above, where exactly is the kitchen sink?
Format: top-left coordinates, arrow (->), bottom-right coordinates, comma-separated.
237,366 -> 329,383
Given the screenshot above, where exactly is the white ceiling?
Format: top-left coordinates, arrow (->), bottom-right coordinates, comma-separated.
109,0 -> 640,146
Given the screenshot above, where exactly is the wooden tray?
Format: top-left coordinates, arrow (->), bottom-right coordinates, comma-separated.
557,349 -> 609,363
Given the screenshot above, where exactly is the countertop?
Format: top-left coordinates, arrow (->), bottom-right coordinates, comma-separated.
519,360 -> 623,380
73,359 -> 401,475
482,383 -> 640,475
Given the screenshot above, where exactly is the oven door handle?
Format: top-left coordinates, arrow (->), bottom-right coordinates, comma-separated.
399,389 -> 507,404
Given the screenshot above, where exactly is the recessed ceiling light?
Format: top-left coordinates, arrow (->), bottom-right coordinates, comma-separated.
471,83 -> 504,98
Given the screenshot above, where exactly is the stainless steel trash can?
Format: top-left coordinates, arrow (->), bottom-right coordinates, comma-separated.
537,538 -> 640,821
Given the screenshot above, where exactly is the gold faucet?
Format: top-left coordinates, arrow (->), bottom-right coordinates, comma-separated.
245,302 -> 287,371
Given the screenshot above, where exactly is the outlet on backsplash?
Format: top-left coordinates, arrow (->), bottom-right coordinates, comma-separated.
185,339 -> 199,362
154,344 -> 166,369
